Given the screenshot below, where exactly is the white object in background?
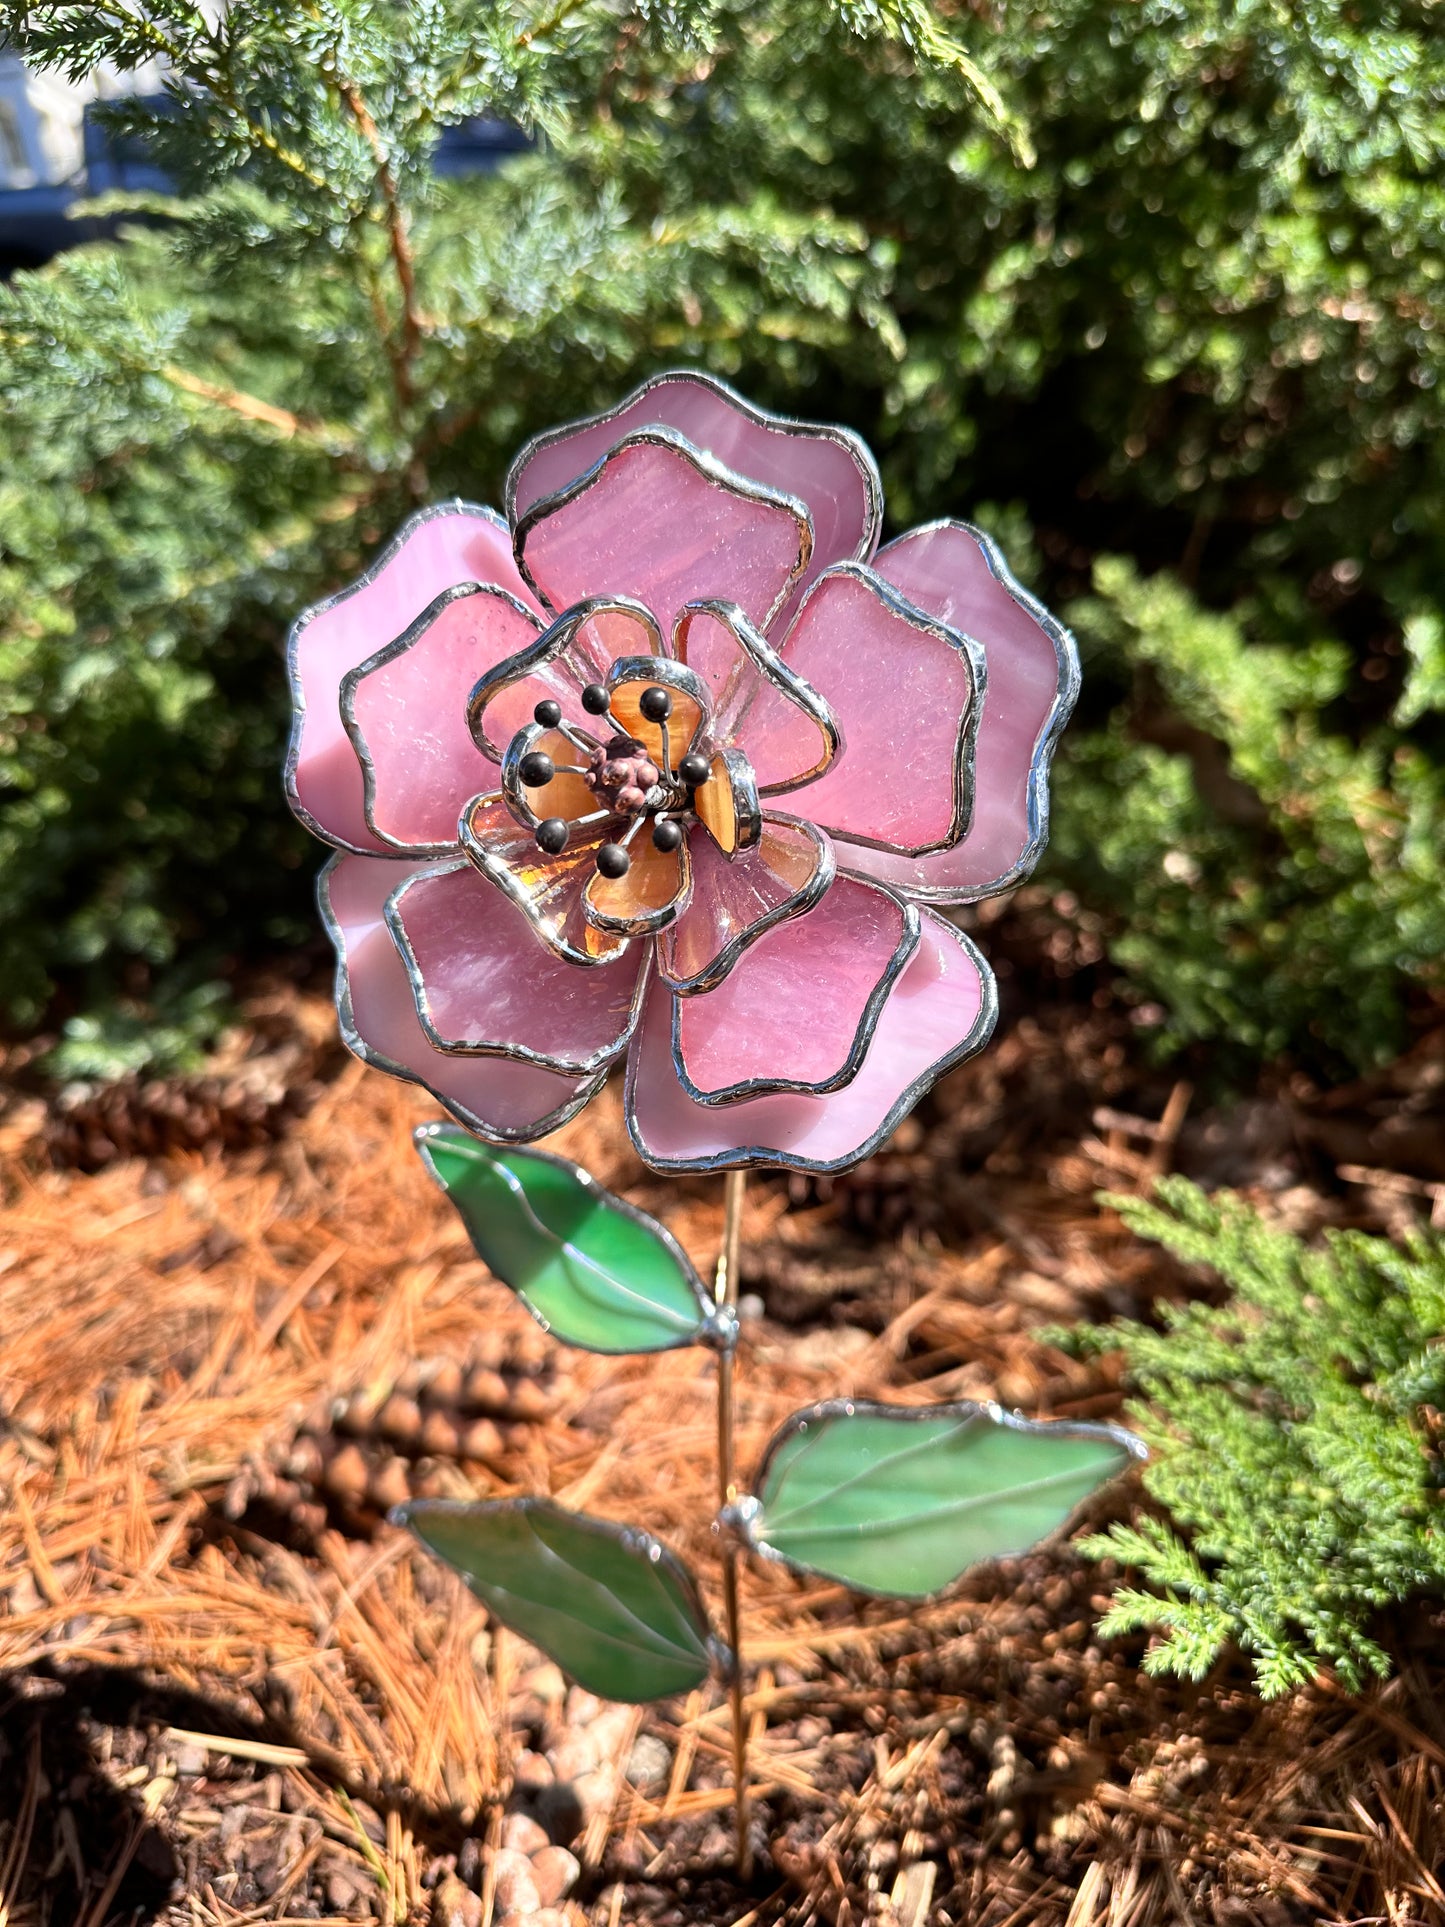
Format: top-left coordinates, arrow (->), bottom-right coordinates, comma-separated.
0,49 -> 169,191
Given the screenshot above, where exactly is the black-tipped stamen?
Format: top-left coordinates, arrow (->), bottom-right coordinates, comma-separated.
523,683 -> 711,876
559,721 -> 602,754
582,681 -> 638,738
530,690 -> 606,754
521,754 -> 589,789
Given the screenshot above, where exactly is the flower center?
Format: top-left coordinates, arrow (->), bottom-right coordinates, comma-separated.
521,680 -> 711,880
587,737 -> 665,816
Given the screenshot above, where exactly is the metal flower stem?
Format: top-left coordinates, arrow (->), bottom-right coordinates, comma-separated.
714,1167 -> 753,1881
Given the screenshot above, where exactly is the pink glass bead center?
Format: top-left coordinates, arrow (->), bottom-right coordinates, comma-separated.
515,669 -> 736,881
585,737 -> 663,815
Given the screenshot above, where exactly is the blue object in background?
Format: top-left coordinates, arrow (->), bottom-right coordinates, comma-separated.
0,180 -> 82,265
0,89 -> 530,269
79,95 -> 180,198
433,115 -> 532,175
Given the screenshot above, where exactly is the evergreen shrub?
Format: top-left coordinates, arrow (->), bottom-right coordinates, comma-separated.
1064,1178 -> 1445,1696
1050,560 -> 1445,1075
2,1 -> 1444,1076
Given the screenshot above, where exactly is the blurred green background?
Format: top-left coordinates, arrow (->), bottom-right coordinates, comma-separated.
3,0 -> 1443,1085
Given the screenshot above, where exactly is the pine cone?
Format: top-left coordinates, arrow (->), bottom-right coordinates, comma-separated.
232,1339 -> 560,1545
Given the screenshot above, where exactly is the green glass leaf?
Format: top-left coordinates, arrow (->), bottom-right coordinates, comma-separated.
740,1399 -> 1145,1599
416,1124 -> 728,1355
396,1497 -> 720,1704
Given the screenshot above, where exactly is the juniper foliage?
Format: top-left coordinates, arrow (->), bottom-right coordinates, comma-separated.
1051,561 -> 1445,1074
2,0 -> 1444,1075
0,0 -> 917,1069
1066,1179 -> 1445,1696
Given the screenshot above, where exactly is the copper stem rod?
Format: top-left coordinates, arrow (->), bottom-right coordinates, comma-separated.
714,1167 -> 752,1882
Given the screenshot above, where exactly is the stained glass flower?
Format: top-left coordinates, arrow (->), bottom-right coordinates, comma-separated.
286,373 -> 1077,1172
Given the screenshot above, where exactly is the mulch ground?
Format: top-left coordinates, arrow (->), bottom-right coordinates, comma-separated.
2,905 -> 1444,1927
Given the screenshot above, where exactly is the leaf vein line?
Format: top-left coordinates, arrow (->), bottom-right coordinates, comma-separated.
478,1155 -> 702,1333
481,1578 -> 701,1671
767,1459 -> 1120,1544
519,1513 -> 705,1659
762,1416 -> 982,1528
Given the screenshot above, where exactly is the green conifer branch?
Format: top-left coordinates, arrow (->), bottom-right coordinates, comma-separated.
326,67 -> 426,492
836,0 -> 1034,166
15,1 -> 334,191
514,0 -> 591,52
1066,1179 -> 1445,1697
3,0 -> 1443,1081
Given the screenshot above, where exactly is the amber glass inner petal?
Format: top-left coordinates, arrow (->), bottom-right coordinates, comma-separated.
461,792 -> 628,966
584,834 -> 691,935
609,683 -> 705,769
470,600 -> 661,762
512,726 -> 598,826
693,749 -> 760,855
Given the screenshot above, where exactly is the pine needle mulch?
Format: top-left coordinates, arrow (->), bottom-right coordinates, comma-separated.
1,992 -> 1443,1927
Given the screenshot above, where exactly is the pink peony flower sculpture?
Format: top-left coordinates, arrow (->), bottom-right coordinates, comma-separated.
286,372 -> 1078,1172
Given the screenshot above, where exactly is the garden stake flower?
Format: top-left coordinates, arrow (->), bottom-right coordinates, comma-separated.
286,372 -> 1143,1879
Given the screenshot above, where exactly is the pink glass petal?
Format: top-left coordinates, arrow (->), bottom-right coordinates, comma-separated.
288,505 -> 543,853
507,372 -> 880,608
776,567 -> 979,854
834,523 -> 1079,901
515,434 -> 812,638
675,605 -> 835,793
345,586 -> 542,851
321,852 -> 602,1139
626,905 -> 996,1172
672,875 -> 916,1100
386,859 -> 645,1073
657,817 -> 833,993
